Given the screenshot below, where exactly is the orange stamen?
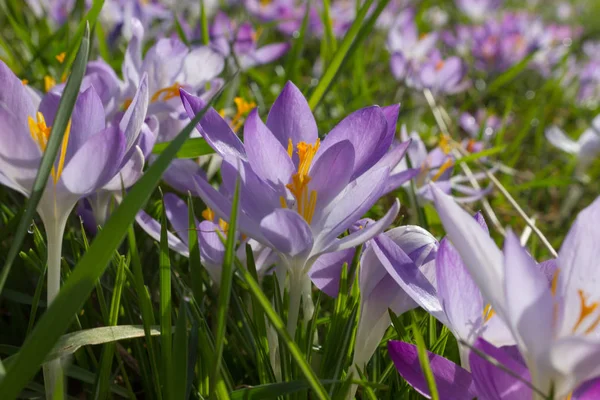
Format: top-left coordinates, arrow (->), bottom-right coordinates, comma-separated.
44,75 -> 56,92
151,82 -> 182,103
202,208 -> 215,222
55,52 -> 66,63
483,304 -> 495,322
285,139 -> 320,224
28,112 -> 71,183
573,290 -> 599,333
431,159 -> 454,182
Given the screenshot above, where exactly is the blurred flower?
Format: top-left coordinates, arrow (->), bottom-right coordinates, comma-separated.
390,127 -> 490,203
181,81 -> 405,333
545,117 -> 600,175
136,192 -> 276,284
455,0 -> 502,21
418,53 -> 469,94
99,0 -> 171,41
459,110 -> 502,142
389,339 -> 600,399
210,12 -> 290,70
245,0 -> 305,35
25,0 -> 78,24
432,185 -> 600,398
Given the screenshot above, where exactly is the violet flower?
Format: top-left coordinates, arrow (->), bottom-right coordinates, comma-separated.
210,12 -> 290,71
545,116 -> 600,175
432,184 -> 600,398
0,62 -> 148,394
181,82 -> 407,334
418,52 -> 470,95
136,193 -> 276,284
390,127 -> 491,203
371,211 -> 514,368
459,110 -> 502,142
99,0 -> 171,41
244,0 -> 305,35
455,0 -> 502,21
388,339 -> 600,400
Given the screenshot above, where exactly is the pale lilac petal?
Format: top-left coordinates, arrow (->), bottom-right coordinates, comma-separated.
244,109 -> 294,185
436,238 -> 485,343
198,220 -> 225,283
164,193 -> 194,247
308,140 -> 355,208
388,341 -> 477,400
242,43 -> 290,69
556,196 -> 600,337
181,46 -> 225,88
549,337 -> 600,397
135,211 -> 190,257
545,126 -> 580,154
260,209 -> 313,258
119,73 -> 149,151
309,249 -> 355,297
162,158 -> 207,194
372,233 -> 448,325
101,146 -> 144,191
384,168 -> 421,194
381,104 -> 400,139
318,106 -> 389,179
180,89 -> 247,162
322,200 -> 400,254
266,81 -> 318,148
469,338 -> 533,400
60,126 -> 126,195
431,184 -> 507,320
0,61 -> 37,123
63,86 -> 106,161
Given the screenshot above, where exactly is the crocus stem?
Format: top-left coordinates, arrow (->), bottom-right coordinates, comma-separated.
42,213 -> 69,400
286,272 -> 302,337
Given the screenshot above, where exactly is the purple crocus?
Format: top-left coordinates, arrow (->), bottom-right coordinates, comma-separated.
418,52 -> 470,95
432,184 -> 600,398
388,338 -> 600,399
545,116 -> 600,175
99,0 -> 171,41
181,81 -> 407,334
210,12 -> 290,71
244,0 -> 305,35
25,0 -> 79,24
455,0 -> 502,21
310,222 -> 438,372
371,211 -> 514,368
136,193 -> 276,284
390,127 -> 491,203
460,110 -> 503,142
0,61 -> 148,395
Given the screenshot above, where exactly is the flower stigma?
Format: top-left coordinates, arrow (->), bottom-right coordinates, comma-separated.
282,139 -> 320,224
151,82 -> 182,103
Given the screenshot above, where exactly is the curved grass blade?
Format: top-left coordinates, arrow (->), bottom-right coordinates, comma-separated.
0,82 -> 227,400
307,0 -> 375,110
159,194 -> 173,398
0,24 -> 90,296
210,178 -> 240,395
62,0 -> 105,73
411,314 -> 440,400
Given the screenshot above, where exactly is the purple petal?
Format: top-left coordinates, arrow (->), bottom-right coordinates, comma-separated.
266,81 -> 318,149
388,340 -> 477,400
260,209 -> 313,258
60,126 -> 126,195
101,146 -> 145,191
318,106 -> 389,179
574,378 -> 600,400
162,158 -> 207,193
198,220 -> 225,282
181,46 -> 225,88
244,109 -> 295,186
164,192 -> 194,247
135,211 -> 189,257
469,338 -> 532,400
120,73 -> 149,151
308,140 -> 355,208
250,43 -> 290,64
0,61 -> 38,124
309,249 -> 356,297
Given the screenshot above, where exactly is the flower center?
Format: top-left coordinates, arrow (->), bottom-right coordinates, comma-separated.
202,207 -> 229,232
435,60 -> 445,71
281,139 -> 320,224
551,269 -> 600,335
151,82 -> 182,103
28,112 -> 72,184
483,303 -> 495,322
44,76 -> 56,92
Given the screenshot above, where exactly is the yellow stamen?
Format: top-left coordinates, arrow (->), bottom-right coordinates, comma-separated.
151,82 -> 182,103
573,290 -> 599,333
279,196 -> 287,209
551,269 -> 559,296
285,139 -> 320,224
122,98 -> 133,111
218,108 -> 227,118
219,219 -> 229,232
439,134 -> 453,154
260,0 -> 271,6
483,304 -> 495,322
44,75 -> 56,92
55,52 -> 66,63
21,79 -> 29,85
431,159 -> 454,182
61,71 -> 68,83
229,97 -> 256,132
28,112 -> 71,183
287,138 -> 293,158
251,27 -> 263,42
202,207 -> 215,222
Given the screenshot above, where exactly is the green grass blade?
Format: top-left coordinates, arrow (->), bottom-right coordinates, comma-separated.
62,0 -> 104,73
199,0 -> 210,46
172,303 -> 189,400
159,194 -> 173,399
187,195 -> 204,303
411,314 -> 440,400
285,0 -> 311,83
0,23 -> 90,296
0,83 -> 226,400
152,137 -> 214,158
211,179 -> 240,395
307,0 -> 375,110
235,262 -> 330,400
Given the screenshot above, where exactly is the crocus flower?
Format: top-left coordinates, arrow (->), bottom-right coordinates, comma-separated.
310,221 -> 438,371
244,0 -> 305,35
181,81 -> 406,333
455,0 -> 502,21
25,0 -> 79,24
545,116 -> 600,175
99,0 -> 171,41
432,184 -> 600,398
136,192 -> 276,284
460,110 -> 502,142
371,211 -> 514,368
389,338 -> 600,400
387,8 -> 438,82
418,52 -> 470,95
390,127 -> 491,203
210,12 -> 290,71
